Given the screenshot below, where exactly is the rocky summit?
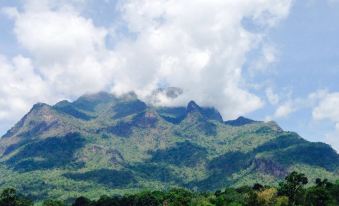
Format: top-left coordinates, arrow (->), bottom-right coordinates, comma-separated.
0,92 -> 338,200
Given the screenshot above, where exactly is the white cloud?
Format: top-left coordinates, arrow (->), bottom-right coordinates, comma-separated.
0,0 -> 293,134
0,55 -> 52,132
323,128 -> 339,152
270,93 -> 309,119
266,88 -> 280,105
274,101 -> 295,118
109,0 -> 292,118
250,44 -> 279,73
312,91 -> 339,151
13,10 -> 106,64
313,92 -> 339,122
5,2 -> 119,98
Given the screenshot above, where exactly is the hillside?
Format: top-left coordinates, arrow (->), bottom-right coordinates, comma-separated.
0,92 -> 338,201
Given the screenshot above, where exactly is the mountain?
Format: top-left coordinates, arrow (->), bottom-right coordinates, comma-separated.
0,91 -> 338,201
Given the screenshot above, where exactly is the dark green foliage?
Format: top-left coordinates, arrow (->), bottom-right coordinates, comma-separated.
1,172 -> 339,205
254,126 -> 275,134
0,188 -> 17,206
174,118 -> 218,137
158,102 -> 223,124
131,112 -> 158,128
54,103 -> 94,121
208,152 -> 252,174
157,107 -> 186,124
304,178 -> 335,206
198,121 -> 217,136
305,187 -> 332,206
6,133 -> 85,172
127,163 -> 182,183
190,152 -> 256,190
3,141 -> 29,156
130,191 -> 162,206
278,171 -> 308,206
94,195 -> 119,206
199,107 -> 223,122
254,133 -> 306,153
64,169 -> 136,188
245,191 -> 261,206
150,141 -> 207,167
224,116 -> 256,126
186,101 -> 223,122
104,121 -> 133,137
42,199 -> 65,206
252,183 -> 264,191
215,188 -> 246,206
112,100 -> 147,119
270,143 -> 339,171
0,188 -> 32,206
164,188 -> 194,206
72,196 -> 92,206
17,120 -> 59,138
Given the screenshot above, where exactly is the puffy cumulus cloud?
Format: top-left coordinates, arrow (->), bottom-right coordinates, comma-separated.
0,0 -> 293,133
0,0 -> 118,133
324,129 -> 339,152
264,100 -> 296,121
0,55 -> 52,132
250,44 -> 279,73
109,0 -> 292,118
312,91 -> 339,151
313,92 -> 339,122
11,10 -> 106,64
266,88 -> 280,105
274,102 -> 296,118
4,1 -> 119,97
266,91 -> 309,120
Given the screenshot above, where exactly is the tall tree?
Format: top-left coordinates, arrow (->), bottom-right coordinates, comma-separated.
278,171 -> 308,206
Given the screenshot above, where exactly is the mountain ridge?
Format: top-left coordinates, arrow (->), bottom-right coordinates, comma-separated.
0,91 -> 338,200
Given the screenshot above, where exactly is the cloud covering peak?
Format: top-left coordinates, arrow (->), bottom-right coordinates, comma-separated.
0,0 -> 293,133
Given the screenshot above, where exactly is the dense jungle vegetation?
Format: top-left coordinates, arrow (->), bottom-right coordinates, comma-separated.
1,171 -> 339,206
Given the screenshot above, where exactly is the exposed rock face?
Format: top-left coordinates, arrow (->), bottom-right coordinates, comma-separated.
253,158 -> 287,178
133,111 -> 159,128
186,101 -> 223,122
106,149 -> 125,164
187,101 -> 201,113
3,103 -> 56,138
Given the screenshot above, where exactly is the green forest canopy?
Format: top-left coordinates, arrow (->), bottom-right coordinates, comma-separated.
1,171 -> 339,206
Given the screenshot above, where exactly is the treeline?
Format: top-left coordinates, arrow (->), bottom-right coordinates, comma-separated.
1,172 -> 339,206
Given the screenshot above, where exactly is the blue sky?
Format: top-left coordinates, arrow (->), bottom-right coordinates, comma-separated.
251,0 -> 339,146
0,0 -> 339,151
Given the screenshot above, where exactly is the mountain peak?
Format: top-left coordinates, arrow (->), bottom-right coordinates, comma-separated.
2,102 -> 59,139
32,102 -> 51,110
185,101 -> 223,122
119,92 -> 138,101
186,101 -> 201,113
53,100 -> 70,107
224,116 -> 257,126
77,91 -> 115,103
72,91 -> 117,112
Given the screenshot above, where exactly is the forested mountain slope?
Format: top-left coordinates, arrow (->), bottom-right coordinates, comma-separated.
0,92 -> 338,200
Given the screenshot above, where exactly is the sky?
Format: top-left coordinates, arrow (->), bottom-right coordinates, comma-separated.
0,0 -> 339,151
